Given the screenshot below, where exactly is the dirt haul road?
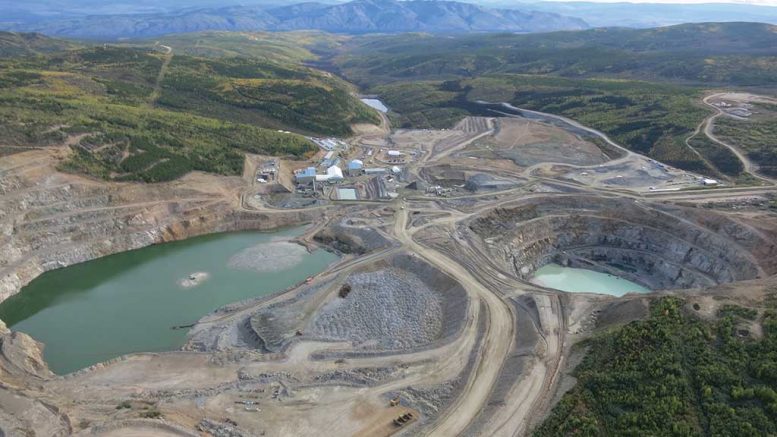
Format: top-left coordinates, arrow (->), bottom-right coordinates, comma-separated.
701,93 -> 776,185
393,202 -> 565,436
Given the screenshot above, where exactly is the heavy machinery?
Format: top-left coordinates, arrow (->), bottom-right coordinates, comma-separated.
393,413 -> 414,427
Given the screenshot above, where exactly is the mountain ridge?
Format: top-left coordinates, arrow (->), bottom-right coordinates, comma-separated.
0,0 -> 589,40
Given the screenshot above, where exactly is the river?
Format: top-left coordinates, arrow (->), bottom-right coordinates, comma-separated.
531,263 -> 650,296
0,228 -> 338,374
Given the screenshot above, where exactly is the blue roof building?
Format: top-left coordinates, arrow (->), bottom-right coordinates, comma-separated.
295,166 -> 317,183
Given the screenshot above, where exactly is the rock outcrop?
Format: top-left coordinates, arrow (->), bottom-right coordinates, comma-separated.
0,320 -> 52,381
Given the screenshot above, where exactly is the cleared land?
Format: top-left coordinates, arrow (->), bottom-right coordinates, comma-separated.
461,117 -> 611,168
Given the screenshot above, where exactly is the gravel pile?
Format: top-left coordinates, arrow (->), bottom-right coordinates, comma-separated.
198,419 -> 244,437
314,222 -> 391,255
308,268 -> 443,350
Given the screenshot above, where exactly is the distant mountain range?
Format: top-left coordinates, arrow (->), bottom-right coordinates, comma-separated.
511,1 -> 777,28
0,0 -> 589,40
4,0 -> 776,41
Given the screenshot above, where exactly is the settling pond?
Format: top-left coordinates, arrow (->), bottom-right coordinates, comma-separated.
531,263 -> 650,296
0,228 -> 338,374
361,98 -> 388,113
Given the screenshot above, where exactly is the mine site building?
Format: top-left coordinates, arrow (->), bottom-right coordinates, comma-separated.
702,178 -> 719,186
326,165 -> 344,183
260,160 -> 278,174
314,138 -> 337,151
364,167 -> 388,175
387,150 -> 402,157
337,188 -> 358,200
347,159 -> 364,176
295,167 -> 317,184
321,151 -> 338,168
257,159 -> 279,183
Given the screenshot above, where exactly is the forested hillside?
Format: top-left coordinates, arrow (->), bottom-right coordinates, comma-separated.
535,297 -> 777,436
333,23 -> 777,87
0,32 -> 378,182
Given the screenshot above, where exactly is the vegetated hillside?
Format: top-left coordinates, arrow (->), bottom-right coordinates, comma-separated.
0,0 -> 588,40
156,31 -> 343,64
535,296 -> 777,436
328,22 -> 777,177
0,33 -> 377,182
713,103 -> 777,178
0,31 -> 79,57
333,23 -> 777,87
149,33 -> 378,137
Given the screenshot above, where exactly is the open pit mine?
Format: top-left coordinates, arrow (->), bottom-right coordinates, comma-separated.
1,107 -> 777,436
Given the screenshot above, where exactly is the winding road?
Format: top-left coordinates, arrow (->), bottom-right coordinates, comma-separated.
393,205 -> 516,436
148,44 -> 173,107
697,93 -> 776,185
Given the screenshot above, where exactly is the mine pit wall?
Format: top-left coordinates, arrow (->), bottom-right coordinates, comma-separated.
468,196 -> 774,290
0,204 -> 326,305
499,215 -> 756,289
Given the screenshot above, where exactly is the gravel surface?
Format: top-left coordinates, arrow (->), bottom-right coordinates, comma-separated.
308,268 -> 443,350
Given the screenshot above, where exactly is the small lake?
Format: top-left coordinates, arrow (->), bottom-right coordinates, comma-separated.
530,263 -> 650,296
0,228 -> 338,374
361,98 -> 388,113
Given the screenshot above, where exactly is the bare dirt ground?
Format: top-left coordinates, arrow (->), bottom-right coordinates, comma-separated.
1,93 -> 777,437
463,118 -> 607,167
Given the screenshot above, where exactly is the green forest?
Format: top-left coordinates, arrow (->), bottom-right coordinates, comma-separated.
330,23 -> 777,87
534,296 -> 777,436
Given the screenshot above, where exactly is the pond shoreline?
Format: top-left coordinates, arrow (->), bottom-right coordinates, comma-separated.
531,263 -> 651,297
0,227 -> 338,374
